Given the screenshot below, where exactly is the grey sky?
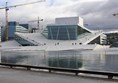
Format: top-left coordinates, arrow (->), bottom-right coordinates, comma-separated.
0,0 -> 118,29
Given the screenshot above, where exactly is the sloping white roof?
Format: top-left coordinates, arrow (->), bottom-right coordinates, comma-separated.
0,40 -> 21,51
3,46 -> 47,51
15,29 -> 102,46
77,24 -> 93,33
0,40 -> 20,47
0,43 -> 107,52
47,24 -> 93,33
46,44 -> 96,51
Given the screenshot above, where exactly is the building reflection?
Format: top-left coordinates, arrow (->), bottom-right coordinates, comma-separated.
47,50 -> 83,69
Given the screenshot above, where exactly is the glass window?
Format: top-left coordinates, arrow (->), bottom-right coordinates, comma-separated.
47,25 -> 77,40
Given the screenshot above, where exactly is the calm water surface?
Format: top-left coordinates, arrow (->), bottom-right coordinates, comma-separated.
1,50 -> 118,72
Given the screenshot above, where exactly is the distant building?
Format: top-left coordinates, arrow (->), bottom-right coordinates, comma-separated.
19,24 -> 29,29
110,42 -> 118,47
105,33 -> 118,45
8,21 -> 18,40
1,26 -> 6,42
1,21 -> 29,42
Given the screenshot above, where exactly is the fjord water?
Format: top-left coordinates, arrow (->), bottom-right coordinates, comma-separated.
1,50 -> 118,72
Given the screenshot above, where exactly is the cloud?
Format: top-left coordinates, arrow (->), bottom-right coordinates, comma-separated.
82,0 -> 118,29
0,0 -> 118,29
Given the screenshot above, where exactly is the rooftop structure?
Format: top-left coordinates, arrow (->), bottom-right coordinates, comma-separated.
42,16 -> 92,40
55,16 -> 84,26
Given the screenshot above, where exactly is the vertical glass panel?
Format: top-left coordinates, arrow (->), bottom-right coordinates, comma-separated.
47,25 -> 77,40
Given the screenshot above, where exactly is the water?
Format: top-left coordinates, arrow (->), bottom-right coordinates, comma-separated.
1,50 -> 118,72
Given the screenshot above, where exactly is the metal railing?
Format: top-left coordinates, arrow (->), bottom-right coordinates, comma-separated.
0,63 -> 118,79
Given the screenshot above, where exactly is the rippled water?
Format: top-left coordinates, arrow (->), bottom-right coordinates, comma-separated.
1,50 -> 118,72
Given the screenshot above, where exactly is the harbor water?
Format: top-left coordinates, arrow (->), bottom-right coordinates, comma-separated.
1,49 -> 118,72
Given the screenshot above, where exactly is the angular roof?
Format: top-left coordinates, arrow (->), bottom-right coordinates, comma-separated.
0,44 -> 106,52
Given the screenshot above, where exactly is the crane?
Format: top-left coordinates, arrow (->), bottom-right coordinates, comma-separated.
0,0 -> 45,41
29,17 -> 43,31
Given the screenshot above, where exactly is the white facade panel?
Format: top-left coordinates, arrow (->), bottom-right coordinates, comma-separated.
100,34 -> 107,44
55,16 -> 84,26
79,17 -> 84,27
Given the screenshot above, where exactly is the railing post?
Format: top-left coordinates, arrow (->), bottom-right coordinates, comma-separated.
75,72 -> 78,76
49,69 -> 51,73
10,65 -> 13,68
108,75 -> 113,79
27,67 -> 31,70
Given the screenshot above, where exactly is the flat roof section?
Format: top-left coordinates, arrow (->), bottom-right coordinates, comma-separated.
0,40 -> 20,47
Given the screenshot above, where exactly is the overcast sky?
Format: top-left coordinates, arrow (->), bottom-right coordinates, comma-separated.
0,0 -> 118,29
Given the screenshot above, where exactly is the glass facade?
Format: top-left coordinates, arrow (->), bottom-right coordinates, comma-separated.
77,26 -> 90,35
8,21 -> 18,26
42,25 -> 91,40
19,24 -> 29,29
48,25 -> 77,40
1,26 -> 6,42
1,22 -> 17,41
41,28 -> 48,38
15,34 -> 36,46
16,26 -> 29,33
1,21 -> 29,42
8,26 -> 16,39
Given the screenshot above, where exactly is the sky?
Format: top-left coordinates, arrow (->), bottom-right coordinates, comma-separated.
0,0 -> 118,29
